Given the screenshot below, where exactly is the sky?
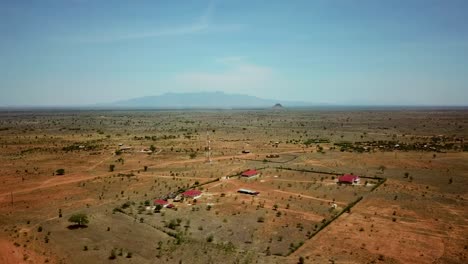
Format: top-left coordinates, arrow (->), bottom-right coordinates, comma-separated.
1,0 -> 468,106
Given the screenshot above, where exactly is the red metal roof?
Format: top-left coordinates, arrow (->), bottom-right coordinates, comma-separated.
182,189 -> 202,197
242,169 -> 258,177
338,174 -> 359,183
154,199 -> 168,205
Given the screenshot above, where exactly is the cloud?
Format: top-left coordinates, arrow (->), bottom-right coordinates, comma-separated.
68,2 -> 243,43
173,57 -> 273,94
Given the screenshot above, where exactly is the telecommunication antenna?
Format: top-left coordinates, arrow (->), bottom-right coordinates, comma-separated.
206,130 -> 212,163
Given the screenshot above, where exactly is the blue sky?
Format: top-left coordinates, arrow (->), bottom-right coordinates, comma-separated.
1,0 -> 467,106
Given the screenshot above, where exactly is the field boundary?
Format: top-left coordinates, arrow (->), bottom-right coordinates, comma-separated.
237,154 -> 299,164
267,167 -> 386,256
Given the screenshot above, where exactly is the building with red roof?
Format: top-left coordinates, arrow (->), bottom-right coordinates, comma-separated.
182,189 -> 202,199
338,174 -> 360,184
154,199 -> 169,207
242,169 -> 259,178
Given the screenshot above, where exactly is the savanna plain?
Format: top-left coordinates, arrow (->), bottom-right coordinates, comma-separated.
0,108 -> 467,264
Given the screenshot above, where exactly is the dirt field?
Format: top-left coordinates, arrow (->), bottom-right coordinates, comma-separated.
0,109 -> 467,263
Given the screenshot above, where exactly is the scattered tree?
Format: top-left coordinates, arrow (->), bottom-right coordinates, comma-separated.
298,256 -> 305,264
68,213 -> 89,227
109,249 -> 116,260
154,204 -> 163,213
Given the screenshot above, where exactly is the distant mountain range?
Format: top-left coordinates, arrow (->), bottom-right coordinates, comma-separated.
109,91 -> 316,109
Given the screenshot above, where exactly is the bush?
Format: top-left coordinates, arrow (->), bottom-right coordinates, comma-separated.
150,145 -> 156,152
109,249 -> 116,260
298,256 -> 305,264
154,204 -> 163,213
55,169 -> 65,175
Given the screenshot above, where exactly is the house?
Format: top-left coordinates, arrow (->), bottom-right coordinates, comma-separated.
119,146 -> 133,152
242,169 -> 259,178
237,189 -> 260,195
182,189 -> 202,199
154,199 -> 169,207
173,194 -> 183,202
338,174 -> 360,184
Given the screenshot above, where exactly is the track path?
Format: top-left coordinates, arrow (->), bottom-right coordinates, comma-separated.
0,149 -> 305,199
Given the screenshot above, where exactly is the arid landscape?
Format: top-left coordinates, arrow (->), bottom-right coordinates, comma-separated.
0,108 -> 467,264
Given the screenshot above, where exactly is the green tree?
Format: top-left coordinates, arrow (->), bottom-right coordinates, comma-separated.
109,164 -> 115,172
149,145 -> 156,152
109,248 -> 116,260
298,256 -> 305,264
68,213 -> 89,227
56,169 -> 65,175
154,204 -> 163,213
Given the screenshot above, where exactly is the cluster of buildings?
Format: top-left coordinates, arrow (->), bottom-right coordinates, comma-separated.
152,189 -> 203,208
151,168 -> 360,210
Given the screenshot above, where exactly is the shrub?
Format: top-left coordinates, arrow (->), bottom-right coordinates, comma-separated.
298,256 -> 305,264
55,169 -> 65,175
109,249 -> 116,260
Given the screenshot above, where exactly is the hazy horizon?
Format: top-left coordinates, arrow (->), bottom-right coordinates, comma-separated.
1,91 -> 468,108
1,0 -> 468,106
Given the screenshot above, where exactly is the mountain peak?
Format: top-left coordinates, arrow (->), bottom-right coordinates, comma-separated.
272,103 -> 284,109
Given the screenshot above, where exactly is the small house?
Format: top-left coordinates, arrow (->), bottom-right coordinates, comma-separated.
182,190 -> 202,199
338,174 -> 360,184
237,189 -> 260,196
242,169 -> 259,178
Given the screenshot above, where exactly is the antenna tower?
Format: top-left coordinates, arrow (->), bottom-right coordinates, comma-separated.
206,130 -> 212,163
